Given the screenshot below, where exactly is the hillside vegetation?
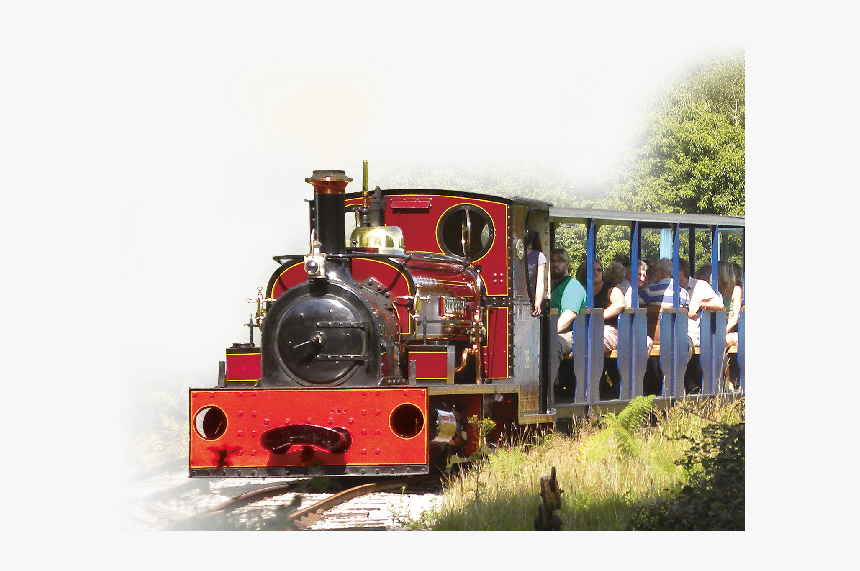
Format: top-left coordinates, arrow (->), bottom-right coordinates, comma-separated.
397,396 -> 744,531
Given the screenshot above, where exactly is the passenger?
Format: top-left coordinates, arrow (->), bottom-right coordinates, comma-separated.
549,247 -> 572,292
637,259 -> 655,355
645,258 -> 661,286
694,263 -> 713,283
718,261 -> 743,347
638,259 -> 651,288
575,259 -> 625,353
638,259 -> 690,395
549,248 -> 586,387
678,261 -> 726,395
577,259 -> 627,400
617,260 -> 648,306
694,263 -> 724,304
639,258 -> 691,308
603,261 -> 626,290
525,228 -> 547,316
612,259 -> 655,355
679,259 -> 724,347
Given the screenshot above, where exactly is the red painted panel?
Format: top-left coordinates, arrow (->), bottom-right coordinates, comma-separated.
409,349 -> 449,381
189,388 -> 429,469
484,307 -> 509,379
268,262 -> 306,299
225,351 -> 261,382
390,196 -> 432,210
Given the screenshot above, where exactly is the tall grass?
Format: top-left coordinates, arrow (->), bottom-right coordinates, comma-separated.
399,396 -> 744,531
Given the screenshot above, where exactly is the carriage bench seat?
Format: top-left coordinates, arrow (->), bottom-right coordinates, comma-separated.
564,305 -> 739,359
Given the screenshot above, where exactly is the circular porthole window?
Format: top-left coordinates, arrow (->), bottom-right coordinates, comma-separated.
437,204 -> 495,261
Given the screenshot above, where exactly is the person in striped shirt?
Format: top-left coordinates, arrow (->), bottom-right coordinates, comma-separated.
639,258 -> 690,308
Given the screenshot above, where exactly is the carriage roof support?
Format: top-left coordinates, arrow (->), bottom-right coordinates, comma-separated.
712,226 -> 721,293
585,218 -> 596,307
630,220 -> 640,310
672,223 -> 681,308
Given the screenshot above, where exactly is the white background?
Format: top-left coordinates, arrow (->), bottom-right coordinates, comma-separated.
2,0 -> 854,558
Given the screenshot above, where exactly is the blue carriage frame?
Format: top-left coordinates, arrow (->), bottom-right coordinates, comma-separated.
547,207 -> 745,407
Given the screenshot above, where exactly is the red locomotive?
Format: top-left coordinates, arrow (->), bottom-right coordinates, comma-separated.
189,164 -> 555,477
189,162 -> 746,478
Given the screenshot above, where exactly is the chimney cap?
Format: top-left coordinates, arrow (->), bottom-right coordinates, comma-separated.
306,170 -> 353,183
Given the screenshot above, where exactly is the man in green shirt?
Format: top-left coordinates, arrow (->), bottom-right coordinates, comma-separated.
549,249 -> 586,386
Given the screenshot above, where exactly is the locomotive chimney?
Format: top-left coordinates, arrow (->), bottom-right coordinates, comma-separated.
306,170 -> 353,254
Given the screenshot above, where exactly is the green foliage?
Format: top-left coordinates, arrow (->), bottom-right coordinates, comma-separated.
554,223 -> 636,273
624,418 -> 745,530
468,414 -> 497,453
608,53 -> 745,217
465,414 -> 498,504
486,445 -> 530,476
579,395 -> 655,462
549,53 -> 746,270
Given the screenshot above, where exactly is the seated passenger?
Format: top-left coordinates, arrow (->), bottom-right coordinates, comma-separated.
617,260 -> 648,307
680,260 -> 724,347
639,259 -> 691,394
577,259 -> 627,400
718,261 -> 743,347
679,261 -> 726,395
617,259 -> 655,356
549,247 -> 571,292
575,259 -> 625,353
549,248 -> 586,387
639,258 -> 691,308
603,261 -> 626,291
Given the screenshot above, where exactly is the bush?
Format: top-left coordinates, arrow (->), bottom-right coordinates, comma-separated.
624,420 -> 744,530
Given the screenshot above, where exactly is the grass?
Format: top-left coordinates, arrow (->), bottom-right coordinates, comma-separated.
396,396 -> 744,531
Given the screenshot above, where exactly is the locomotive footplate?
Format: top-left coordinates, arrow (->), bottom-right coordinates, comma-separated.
189,387 -> 429,477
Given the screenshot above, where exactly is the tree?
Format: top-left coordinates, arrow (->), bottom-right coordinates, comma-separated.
607,53 -> 745,217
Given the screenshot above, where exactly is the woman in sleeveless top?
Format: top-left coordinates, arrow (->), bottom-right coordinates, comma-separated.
576,260 -> 626,352
718,261 -> 743,347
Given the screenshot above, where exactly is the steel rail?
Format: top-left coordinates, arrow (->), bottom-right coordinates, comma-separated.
209,481 -> 303,513
287,480 -> 408,530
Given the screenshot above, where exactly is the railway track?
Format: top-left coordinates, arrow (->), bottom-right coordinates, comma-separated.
194,475 -> 440,530
124,465 -> 443,531
285,480 -> 414,530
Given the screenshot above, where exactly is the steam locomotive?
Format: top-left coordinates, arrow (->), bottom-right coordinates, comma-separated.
189,163 -> 745,478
